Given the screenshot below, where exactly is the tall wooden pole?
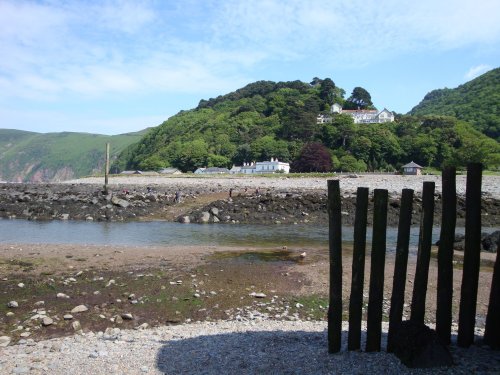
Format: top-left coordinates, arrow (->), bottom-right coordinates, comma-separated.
348,187 -> 369,351
436,167 -> 456,344
484,245 -> 500,349
458,163 -> 483,347
366,189 -> 388,352
327,179 -> 343,353
104,142 -> 110,195
410,181 -> 435,324
387,188 -> 414,352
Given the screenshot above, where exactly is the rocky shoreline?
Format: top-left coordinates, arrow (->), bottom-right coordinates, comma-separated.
2,178 -> 500,225
1,179 -> 499,253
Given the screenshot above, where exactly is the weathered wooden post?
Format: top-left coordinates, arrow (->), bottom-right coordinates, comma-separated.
328,180 -> 342,353
348,187 -> 369,351
410,181 -> 435,324
484,242 -> 500,349
366,189 -> 388,352
436,167 -> 456,344
458,163 -> 483,347
387,188 -> 414,352
104,142 -> 110,195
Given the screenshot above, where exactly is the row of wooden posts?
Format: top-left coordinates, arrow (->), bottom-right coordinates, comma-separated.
327,163 -> 500,353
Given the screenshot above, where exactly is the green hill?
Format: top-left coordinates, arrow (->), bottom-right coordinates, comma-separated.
117,78 -> 500,172
0,129 -> 148,182
410,68 -> 500,140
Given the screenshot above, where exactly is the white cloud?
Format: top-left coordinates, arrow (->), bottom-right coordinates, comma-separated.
464,65 -> 493,81
1,0 -> 499,108
211,0 -> 500,66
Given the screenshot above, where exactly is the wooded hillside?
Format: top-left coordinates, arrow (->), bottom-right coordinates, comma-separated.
117,77 -> 499,173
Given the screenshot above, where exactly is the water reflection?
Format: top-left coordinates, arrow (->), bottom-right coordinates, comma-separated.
0,219 -> 495,256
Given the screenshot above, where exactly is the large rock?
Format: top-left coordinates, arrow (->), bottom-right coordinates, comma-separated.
111,196 -> 130,208
178,216 -> 190,224
482,231 -> 500,253
392,320 -> 453,368
199,211 -> 210,223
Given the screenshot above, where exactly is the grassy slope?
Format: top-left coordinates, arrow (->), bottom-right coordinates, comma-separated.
409,67 -> 500,140
0,129 -> 148,181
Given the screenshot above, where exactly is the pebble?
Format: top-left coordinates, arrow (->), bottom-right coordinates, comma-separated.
17,283 -> 25,288
64,314 -> 73,320
57,293 -> 70,299
71,305 -> 88,313
0,335 -> 11,347
121,313 -> 133,320
72,321 -> 82,331
249,292 -> 266,298
42,317 -> 54,326
7,300 -> 19,308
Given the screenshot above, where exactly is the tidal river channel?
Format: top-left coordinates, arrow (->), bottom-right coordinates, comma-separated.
1,219 -> 495,254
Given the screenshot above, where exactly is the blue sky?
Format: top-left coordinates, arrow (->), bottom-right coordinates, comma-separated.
1,0 -> 499,135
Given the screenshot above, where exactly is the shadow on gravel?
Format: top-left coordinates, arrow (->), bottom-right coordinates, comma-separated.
155,329 -> 407,374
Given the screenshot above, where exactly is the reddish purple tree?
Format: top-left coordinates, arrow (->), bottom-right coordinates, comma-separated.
291,142 -> 333,172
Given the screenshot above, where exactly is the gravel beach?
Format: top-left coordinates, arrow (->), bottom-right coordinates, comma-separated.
65,174 -> 500,198
1,320 -> 500,374
1,174 -> 499,374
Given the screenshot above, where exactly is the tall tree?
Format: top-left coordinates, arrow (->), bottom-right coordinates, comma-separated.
343,87 -> 374,110
291,143 -> 332,172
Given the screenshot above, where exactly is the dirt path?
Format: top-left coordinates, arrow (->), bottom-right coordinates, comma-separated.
157,192 -> 229,221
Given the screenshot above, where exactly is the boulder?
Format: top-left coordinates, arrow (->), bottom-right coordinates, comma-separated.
210,207 -> 219,217
111,196 -> 130,208
178,216 -> 190,224
199,211 -> 210,223
482,231 -> 500,253
392,320 -> 453,368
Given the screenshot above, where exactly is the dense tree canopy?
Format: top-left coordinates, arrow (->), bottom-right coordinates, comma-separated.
291,143 -> 332,172
410,67 -> 500,140
343,87 -> 374,110
115,77 -> 500,173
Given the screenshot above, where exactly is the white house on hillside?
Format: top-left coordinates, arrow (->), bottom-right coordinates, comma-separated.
231,158 -> 290,174
319,103 -> 395,124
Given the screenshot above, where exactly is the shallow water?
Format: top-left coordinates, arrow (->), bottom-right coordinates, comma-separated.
1,219 -> 495,255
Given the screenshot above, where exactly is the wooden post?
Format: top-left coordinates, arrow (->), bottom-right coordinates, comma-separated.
484,245 -> 500,349
410,181 -> 435,324
104,142 -> 110,195
328,180 -> 342,353
348,187 -> 369,351
436,167 -> 456,344
387,188 -> 414,352
366,189 -> 388,352
458,163 -> 483,347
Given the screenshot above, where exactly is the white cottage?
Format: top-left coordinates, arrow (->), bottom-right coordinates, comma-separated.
236,158 -> 290,174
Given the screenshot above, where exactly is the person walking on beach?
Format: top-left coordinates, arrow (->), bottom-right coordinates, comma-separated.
229,188 -> 233,198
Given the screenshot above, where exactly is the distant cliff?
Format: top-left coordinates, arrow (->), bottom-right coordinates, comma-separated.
0,129 -> 147,182
410,67 -> 500,141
